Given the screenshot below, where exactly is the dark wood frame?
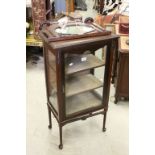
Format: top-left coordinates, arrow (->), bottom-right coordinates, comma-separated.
40,23 -> 119,149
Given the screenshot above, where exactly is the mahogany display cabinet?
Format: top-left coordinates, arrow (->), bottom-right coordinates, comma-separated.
39,20 -> 119,149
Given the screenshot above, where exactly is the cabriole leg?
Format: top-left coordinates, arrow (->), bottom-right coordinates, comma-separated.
114,95 -> 118,104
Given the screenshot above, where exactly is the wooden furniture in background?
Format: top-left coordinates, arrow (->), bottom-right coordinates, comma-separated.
118,15 -> 129,34
93,0 -> 105,13
66,0 -> 75,13
99,0 -> 105,14
94,14 -> 129,104
112,35 -> 129,103
31,0 -> 55,38
31,0 -> 46,38
39,20 -> 119,149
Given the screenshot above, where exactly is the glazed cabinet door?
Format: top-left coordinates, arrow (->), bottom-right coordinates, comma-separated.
63,49 -> 107,118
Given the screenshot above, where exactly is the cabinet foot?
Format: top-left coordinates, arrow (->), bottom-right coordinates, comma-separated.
114,98 -> 118,104
102,128 -> 106,132
111,77 -> 114,84
114,100 -> 117,104
59,144 -> 63,149
48,125 -> 52,129
81,117 -> 87,120
125,97 -> 129,101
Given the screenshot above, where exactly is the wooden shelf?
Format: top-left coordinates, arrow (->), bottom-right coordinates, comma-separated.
65,54 -> 105,75
66,91 -> 102,115
47,54 -> 105,74
65,74 -> 103,97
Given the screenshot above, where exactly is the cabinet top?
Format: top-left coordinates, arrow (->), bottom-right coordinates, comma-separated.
39,20 -> 119,50
49,34 -> 119,50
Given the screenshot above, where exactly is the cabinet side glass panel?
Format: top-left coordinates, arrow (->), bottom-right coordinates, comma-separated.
47,50 -> 58,113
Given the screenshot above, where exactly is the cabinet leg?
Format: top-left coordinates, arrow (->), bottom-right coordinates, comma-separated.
102,111 -> 107,132
47,105 -> 52,129
111,76 -> 115,84
125,97 -> 129,101
114,96 -> 118,104
59,125 -> 63,149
